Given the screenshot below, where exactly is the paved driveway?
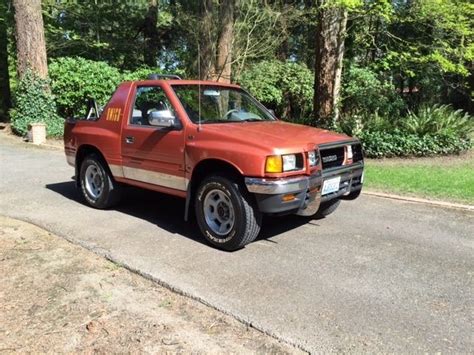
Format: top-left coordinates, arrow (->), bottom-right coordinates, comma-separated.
1,135 -> 472,352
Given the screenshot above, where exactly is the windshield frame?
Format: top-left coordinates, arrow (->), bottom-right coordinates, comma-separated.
170,84 -> 277,125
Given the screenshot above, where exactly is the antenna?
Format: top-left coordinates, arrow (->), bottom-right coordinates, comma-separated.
198,43 -> 202,131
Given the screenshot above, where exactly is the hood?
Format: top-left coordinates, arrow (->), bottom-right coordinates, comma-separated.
200,120 -> 354,152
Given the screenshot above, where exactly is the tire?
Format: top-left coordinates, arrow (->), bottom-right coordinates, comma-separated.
341,187 -> 362,200
79,154 -> 121,209
195,175 -> 262,251
314,199 -> 341,219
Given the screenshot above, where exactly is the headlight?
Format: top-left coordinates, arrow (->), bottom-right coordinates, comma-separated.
265,154 -> 301,173
282,154 -> 296,171
308,150 -> 319,166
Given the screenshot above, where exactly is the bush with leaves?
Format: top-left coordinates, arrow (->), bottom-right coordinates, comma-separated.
341,65 -> 405,118
337,106 -> 472,158
337,112 -> 395,138
49,57 -> 122,117
10,70 -> 63,137
239,60 -> 314,120
402,104 -> 474,138
358,130 -> 471,158
122,67 -> 187,81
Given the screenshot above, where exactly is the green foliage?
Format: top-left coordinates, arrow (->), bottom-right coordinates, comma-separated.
239,60 -> 314,120
358,130 -> 471,158
49,57 -> 122,117
122,67 -> 164,81
337,112 -> 394,138
338,105 -> 473,158
341,65 -> 405,117
402,105 -> 474,138
43,0 -> 174,70
346,0 -> 473,113
122,67 -> 186,81
10,70 -> 63,137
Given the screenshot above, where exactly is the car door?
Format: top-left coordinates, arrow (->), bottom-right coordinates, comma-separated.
120,84 -> 187,192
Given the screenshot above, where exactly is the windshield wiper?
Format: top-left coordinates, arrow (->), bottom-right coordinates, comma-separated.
228,118 -> 267,123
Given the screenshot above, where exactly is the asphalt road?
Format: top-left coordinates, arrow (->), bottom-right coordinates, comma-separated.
1,134 -> 473,353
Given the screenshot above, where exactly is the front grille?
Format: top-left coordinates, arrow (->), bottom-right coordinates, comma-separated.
352,143 -> 363,162
320,146 -> 345,169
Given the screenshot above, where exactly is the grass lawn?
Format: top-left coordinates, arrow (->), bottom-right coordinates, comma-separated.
363,150 -> 474,205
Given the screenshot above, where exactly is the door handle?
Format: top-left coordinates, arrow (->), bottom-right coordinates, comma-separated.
125,136 -> 134,144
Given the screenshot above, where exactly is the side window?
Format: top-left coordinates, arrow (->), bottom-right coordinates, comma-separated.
130,86 -> 176,126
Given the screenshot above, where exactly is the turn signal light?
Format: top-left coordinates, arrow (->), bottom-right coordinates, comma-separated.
282,194 -> 296,202
265,155 -> 283,173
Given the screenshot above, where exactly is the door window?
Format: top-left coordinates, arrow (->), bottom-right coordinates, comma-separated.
130,86 -> 176,126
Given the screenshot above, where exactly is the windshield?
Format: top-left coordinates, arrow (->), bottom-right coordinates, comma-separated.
172,85 -> 275,124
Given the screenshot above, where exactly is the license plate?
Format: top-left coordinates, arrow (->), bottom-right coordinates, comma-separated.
322,176 -> 341,195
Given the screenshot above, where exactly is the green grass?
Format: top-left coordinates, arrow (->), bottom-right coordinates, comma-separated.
364,151 -> 474,205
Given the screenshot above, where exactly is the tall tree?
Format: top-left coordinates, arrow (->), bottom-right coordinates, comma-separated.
213,0 -> 235,83
143,0 -> 159,66
198,0 -> 215,80
0,0 -> 11,122
313,1 -> 348,127
12,0 -> 48,79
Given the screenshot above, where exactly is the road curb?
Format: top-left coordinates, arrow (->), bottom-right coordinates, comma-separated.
363,190 -> 474,212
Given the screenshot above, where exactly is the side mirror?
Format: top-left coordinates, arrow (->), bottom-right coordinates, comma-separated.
268,108 -> 276,117
148,110 -> 179,129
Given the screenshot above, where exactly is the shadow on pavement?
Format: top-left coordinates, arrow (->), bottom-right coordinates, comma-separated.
46,181 -> 312,249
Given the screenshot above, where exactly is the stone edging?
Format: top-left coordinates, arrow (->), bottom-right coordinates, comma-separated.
363,190 -> 474,212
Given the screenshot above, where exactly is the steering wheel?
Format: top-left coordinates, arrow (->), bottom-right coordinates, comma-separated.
223,108 -> 239,120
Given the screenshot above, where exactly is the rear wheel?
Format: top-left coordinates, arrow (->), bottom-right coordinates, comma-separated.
79,154 -> 121,209
314,199 -> 341,219
195,175 -> 262,251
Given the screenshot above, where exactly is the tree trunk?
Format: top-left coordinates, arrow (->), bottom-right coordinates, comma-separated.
143,0 -> 159,67
332,9 -> 347,122
0,0 -> 11,122
12,0 -> 48,79
213,0 -> 235,83
199,0 -> 215,80
276,1 -> 289,61
313,3 -> 348,127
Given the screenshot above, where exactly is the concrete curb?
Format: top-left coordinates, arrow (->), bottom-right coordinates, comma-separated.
363,190 -> 474,212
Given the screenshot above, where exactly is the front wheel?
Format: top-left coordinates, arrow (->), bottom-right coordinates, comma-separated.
79,154 -> 121,209
195,175 -> 262,251
314,199 -> 341,219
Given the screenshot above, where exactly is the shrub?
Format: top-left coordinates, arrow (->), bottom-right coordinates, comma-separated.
49,57 -> 122,117
337,112 -> 395,137
10,70 -> 63,137
402,104 -> 474,138
122,67 -> 186,81
341,65 -> 405,118
338,105 -> 472,158
357,130 -> 471,158
239,60 -> 314,120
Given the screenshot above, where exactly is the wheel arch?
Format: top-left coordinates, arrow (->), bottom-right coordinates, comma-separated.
184,158 -> 245,221
75,145 -> 111,186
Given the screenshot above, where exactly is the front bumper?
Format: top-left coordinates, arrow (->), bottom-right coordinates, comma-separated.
321,161 -> 364,202
245,160 -> 364,216
245,171 -> 323,216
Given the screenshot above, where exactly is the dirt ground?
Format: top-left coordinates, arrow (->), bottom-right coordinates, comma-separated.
0,216 -> 301,354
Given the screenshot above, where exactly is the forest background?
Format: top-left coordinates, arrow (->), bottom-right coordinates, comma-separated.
0,0 -> 473,158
